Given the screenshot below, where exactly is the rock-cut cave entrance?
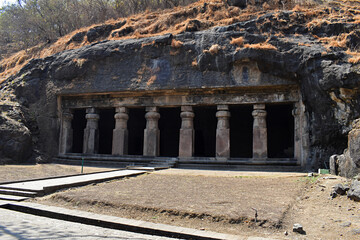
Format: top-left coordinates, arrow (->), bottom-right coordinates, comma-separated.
159,107 -> 181,157
267,104 -> 294,158
127,108 -> 146,156
230,105 -> 253,158
71,109 -> 86,153
98,108 -> 115,154
194,106 -> 217,157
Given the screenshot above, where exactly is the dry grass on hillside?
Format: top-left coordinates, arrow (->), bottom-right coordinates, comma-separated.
1,0 -> 360,84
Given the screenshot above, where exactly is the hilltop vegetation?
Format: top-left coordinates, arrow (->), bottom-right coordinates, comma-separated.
0,0 -> 196,58
1,0 -> 360,83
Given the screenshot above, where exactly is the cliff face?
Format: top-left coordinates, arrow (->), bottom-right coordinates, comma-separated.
0,3 -> 359,168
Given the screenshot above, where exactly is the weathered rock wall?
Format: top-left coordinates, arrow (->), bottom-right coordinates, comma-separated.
0,11 -> 359,168
331,119 -> 360,178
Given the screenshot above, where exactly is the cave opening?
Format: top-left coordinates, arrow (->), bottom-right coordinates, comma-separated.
159,107 -> 181,157
230,105 -> 253,158
128,108 -> 146,155
71,109 -> 86,153
194,106 -> 217,157
267,104 -> 294,158
98,108 -> 115,154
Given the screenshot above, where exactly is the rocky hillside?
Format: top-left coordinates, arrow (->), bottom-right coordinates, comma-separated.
0,0 -> 359,168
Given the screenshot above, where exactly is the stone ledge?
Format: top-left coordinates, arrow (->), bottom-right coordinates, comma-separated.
2,202 -> 242,240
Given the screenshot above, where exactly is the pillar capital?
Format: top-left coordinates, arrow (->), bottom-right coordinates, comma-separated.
252,109 -> 267,118
145,111 -> 160,121
62,109 -> 73,121
115,107 -> 128,113
217,105 -> 229,111
86,113 -> 100,120
253,104 -> 265,110
146,106 -> 158,112
86,107 -> 98,114
216,110 -> 231,119
181,106 -> 193,112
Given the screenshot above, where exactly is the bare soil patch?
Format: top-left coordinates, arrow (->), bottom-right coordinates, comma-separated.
0,164 -> 117,183
31,169 -> 360,239
31,169 -> 308,238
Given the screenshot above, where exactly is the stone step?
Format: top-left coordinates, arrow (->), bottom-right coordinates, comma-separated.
0,194 -> 29,202
177,164 -> 303,172
0,188 -> 39,197
53,158 -> 152,168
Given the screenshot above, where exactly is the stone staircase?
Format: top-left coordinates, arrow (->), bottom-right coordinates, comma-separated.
148,158 -> 177,168
0,186 -> 41,202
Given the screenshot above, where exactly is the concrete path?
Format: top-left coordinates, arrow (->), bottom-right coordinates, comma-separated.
2,202 -> 243,240
0,208 -> 174,240
0,169 -> 147,200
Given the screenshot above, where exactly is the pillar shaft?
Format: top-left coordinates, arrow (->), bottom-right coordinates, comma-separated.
179,106 -> 195,158
112,107 -> 129,155
83,108 -> 99,154
216,105 -> 230,158
59,110 -> 73,154
143,107 -> 160,156
252,104 -> 267,159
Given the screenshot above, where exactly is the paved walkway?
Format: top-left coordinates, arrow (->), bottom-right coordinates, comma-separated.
2,202 -> 243,240
0,169 -> 147,201
0,208 -> 174,240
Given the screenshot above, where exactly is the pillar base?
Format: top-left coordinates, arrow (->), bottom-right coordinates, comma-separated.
112,129 -> 128,155
216,129 -> 230,158
143,129 -> 160,156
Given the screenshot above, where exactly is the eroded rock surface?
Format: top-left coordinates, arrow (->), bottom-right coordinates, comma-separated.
0,5 -> 359,166
330,119 -> 360,178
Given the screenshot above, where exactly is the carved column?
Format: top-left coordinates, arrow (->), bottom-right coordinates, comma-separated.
143,107 -> 160,156
83,107 -> 100,154
216,105 -> 231,158
292,105 -> 300,162
252,104 -> 267,159
59,109 -> 73,154
179,106 -> 195,158
112,107 -> 129,155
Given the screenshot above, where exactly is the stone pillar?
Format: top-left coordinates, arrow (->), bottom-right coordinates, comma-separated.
83,107 -> 100,154
179,106 -> 195,158
252,104 -> 267,159
143,107 -> 160,156
292,105 -> 300,162
216,105 -> 230,158
112,107 -> 129,155
59,109 -> 73,154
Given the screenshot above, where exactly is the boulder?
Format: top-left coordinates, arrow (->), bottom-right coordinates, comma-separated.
347,180 -> 360,201
330,119 -> 360,178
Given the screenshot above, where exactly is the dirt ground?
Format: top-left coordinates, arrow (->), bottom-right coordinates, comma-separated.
0,164 -> 117,183
2,165 -> 359,239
